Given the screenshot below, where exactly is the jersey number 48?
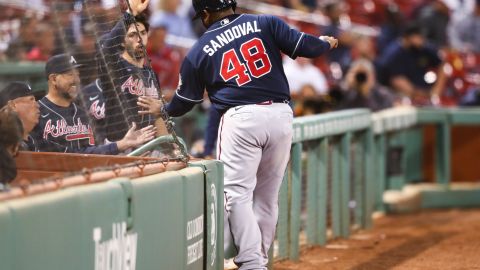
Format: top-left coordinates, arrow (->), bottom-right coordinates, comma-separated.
220,38 -> 272,86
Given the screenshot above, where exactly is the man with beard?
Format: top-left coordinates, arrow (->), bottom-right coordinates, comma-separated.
29,54 -> 156,154
99,0 -> 160,142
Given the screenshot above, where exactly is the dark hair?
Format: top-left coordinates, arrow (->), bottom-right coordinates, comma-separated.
402,22 -> 423,37
126,14 -> 150,33
0,107 -> 24,149
324,2 -> 339,14
0,107 -> 23,184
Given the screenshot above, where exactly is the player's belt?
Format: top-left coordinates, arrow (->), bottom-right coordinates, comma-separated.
256,100 -> 290,105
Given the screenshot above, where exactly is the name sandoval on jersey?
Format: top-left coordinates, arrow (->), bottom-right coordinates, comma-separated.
203,20 -> 261,56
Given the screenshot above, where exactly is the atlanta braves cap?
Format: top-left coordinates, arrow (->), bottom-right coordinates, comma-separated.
0,82 -> 35,108
45,54 -> 82,78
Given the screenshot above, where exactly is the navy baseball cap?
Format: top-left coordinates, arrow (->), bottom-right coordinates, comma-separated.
192,0 -> 237,20
45,54 -> 82,78
0,82 -> 35,108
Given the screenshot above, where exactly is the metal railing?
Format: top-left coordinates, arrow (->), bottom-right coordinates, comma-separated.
276,108 -> 374,261
275,106 -> 480,261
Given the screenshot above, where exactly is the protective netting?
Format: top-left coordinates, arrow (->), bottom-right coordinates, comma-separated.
57,0 -> 187,158
0,0 -> 190,187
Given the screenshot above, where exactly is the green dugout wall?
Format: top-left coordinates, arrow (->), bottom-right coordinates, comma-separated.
3,107 -> 480,269
0,160 -> 224,270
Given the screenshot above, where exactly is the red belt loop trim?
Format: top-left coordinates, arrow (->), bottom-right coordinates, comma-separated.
257,100 -> 273,105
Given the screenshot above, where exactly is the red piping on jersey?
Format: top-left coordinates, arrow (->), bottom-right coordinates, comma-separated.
218,115 -> 225,160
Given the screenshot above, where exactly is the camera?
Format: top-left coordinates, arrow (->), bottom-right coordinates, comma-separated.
355,71 -> 368,84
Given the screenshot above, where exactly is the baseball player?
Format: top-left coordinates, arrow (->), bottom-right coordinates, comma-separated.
28,54 -> 156,154
81,59 -> 107,144
137,0 -> 338,268
99,0 -> 160,142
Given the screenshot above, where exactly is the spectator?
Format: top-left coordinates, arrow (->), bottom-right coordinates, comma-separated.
417,0 -> 451,48
322,2 -> 354,71
28,54 -> 156,154
351,35 -> 376,61
376,23 -> 446,106
293,84 -> 332,116
26,23 -> 58,61
449,0 -> 480,53
150,0 -> 196,39
147,22 -> 182,92
5,16 -> 38,61
376,3 -> 404,55
283,57 -> 328,99
73,22 -> 98,86
340,59 -> 394,111
0,82 -> 40,151
0,107 -> 24,185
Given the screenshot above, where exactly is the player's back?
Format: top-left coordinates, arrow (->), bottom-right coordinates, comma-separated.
186,14 -> 292,110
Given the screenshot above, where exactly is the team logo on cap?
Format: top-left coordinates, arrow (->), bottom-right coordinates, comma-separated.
70,56 -> 77,65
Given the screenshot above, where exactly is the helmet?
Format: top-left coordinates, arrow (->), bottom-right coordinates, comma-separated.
192,0 -> 237,20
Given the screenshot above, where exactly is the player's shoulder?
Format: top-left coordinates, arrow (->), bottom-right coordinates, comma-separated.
82,80 -> 102,94
239,13 -> 281,27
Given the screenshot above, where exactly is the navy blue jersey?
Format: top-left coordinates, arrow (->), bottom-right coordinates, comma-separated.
376,41 -> 442,89
81,79 -> 106,143
28,97 -> 119,155
169,14 -> 331,113
100,13 -> 160,141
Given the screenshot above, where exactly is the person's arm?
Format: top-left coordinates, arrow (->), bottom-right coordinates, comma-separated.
425,47 -> 446,103
79,123 -> 155,154
165,95 -> 196,117
202,107 -> 222,157
266,15 -> 337,59
75,142 -> 120,155
101,0 -> 150,56
31,124 -> 155,155
138,57 -> 205,118
431,63 -> 447,96
390,76 -> 416,97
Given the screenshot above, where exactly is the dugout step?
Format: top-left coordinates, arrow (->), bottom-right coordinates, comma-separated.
383,183 -> 480,213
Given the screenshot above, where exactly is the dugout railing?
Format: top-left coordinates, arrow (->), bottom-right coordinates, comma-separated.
272,106 -> 480,263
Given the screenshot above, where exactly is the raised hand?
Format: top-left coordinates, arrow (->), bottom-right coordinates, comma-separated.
127,0 -> 150,16
117,122 -> 156,151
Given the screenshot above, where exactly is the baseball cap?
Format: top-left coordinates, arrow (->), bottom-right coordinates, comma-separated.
45,54 -> 82,78
0,82 -> 35,108
192,0 -> 237,20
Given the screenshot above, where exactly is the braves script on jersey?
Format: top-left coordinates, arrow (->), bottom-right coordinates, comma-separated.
30,97 -> 95,152
82,79 -> 106,143
29,97 -> 120,154
167,12 -> 331,269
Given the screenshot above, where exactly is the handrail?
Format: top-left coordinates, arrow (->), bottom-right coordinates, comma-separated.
128,135 -> 188,157
292,109 -> 371,142
271,106 -> 480,262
